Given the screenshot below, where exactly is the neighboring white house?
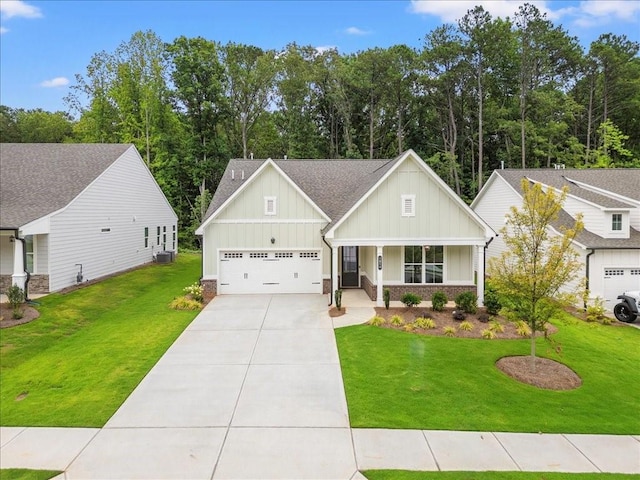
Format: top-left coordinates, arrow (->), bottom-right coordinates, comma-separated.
0,143 -> 178,295
196,149 -> 495,307
471,168 -> 640,310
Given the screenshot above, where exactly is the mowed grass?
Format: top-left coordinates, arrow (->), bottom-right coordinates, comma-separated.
0,470 -> 61,480
335,311 -> 640,434
0,254 -> 201,427
364,471 -> 639,480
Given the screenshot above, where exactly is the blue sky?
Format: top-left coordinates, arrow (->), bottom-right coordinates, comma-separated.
1,0 -> 639,114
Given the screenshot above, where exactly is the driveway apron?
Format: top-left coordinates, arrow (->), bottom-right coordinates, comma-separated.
65,294 -> 357,479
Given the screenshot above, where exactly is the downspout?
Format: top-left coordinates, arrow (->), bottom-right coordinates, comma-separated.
13,230 -> 31,302
322,235 -> 333,306
585,248 -> 595,309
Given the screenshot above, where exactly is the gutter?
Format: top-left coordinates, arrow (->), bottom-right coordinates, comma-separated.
585,248 -> 595,309
322,235 -> 333,306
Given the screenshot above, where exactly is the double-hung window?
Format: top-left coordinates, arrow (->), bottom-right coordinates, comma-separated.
404,245 -> 444,284
612,213 -> 622,231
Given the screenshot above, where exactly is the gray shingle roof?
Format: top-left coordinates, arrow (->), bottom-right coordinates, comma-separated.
496,169 -> 640,249
0,143 -> 132,228
203,156 -> 398,233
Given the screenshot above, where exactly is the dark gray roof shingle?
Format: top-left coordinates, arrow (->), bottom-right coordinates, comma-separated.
203,156 -> 398,232
496,169 -> 640,249
0,143 -> 132,228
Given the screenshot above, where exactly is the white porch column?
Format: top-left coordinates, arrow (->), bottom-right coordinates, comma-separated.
331,245 -> 339,303
376,245 -> 384,307
476,244 -> 485,306
12,237 -> 27,291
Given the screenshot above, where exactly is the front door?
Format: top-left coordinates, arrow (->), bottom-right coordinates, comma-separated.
341,246 -> 359,287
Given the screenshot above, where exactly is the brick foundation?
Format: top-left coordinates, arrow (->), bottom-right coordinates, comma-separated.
361,282 -> 476,303
323,279 -> 331,295
0,274 -> 49,294
201,279 -> 217,296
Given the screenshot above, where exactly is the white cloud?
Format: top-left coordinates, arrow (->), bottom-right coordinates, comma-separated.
345,26 -> 370,35
0,0 -> 42,19
569,1 -> 640,27
40,77 -> 69,88
408,0 -> 558,22
0,26 -> 8,34
315,45 -> 337,55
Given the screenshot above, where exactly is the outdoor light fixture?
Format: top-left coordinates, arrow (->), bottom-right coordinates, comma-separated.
271,237 -> 276,244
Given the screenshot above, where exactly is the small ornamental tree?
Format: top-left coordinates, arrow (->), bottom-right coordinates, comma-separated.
488,179 -> 583,365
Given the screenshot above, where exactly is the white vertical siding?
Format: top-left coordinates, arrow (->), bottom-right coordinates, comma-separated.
473,175 -> 522,262
589,249 -> 640,303
48,147 -> 177,292
446,245 -> 472,282
334,158 -> 486,241
0,233 -> 13,275
34,234 -> 48,274
383,246 -> 401,282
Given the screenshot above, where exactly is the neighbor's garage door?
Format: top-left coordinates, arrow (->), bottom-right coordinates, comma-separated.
603,267 -> 640,310
218,250 -> 322,294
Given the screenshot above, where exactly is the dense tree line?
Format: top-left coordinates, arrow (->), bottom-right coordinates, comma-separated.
2,4 -> 638,247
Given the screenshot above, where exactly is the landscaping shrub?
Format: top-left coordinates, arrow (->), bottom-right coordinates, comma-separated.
401,292 -> 422,308
514,320 -> 531,337
443,326 -> 456,337
368,315 -> 386,326
586,298 -> 607,323
483,282 -> 502,315
390,314 -> 404,326
169,296 -> 202,310
404,323 -> 415,332
455,291 -> 478,314
6,284 -> 25,319
183,282 -> 204,302
481,328 -> 495,339
452,310 -> 466,321
431,291 -> 447,311
335,289 -> 343,310
414,317 -> 436,329
489,320 -> 505,333
383,288 -> 390,309
459,320 -> 473,331
477,313 -> 490,323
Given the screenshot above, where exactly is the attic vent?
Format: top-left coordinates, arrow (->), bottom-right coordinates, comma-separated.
264,196 -> 277,215
401,195 -> 416,217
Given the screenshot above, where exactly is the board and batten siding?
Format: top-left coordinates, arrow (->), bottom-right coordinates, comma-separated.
0,233 -> 13,275
48,146 -> 177,292
333,158 -> 486,241
203,163 -> 328,278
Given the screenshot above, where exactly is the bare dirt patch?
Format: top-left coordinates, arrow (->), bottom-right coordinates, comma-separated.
329,307 -> 346,317
0,302 -> 40,328
497,356 -> 582,390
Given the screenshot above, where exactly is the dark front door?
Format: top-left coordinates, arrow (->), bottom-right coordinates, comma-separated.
341,246 -> 359,287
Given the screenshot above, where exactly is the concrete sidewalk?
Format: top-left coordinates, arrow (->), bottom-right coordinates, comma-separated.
1,292 -> 639,478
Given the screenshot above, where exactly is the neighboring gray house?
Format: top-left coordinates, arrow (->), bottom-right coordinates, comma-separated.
0,143 -> 178,295
472,168 -> 640,310
196,150 -> 495,307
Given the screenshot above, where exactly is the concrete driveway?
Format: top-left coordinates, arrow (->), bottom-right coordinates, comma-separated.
66,294 -> 359,479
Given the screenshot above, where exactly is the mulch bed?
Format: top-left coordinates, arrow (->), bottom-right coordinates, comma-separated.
372,306 -> 557,339
328,307 -> 346,317
0,303 -> 40,328
496,356 -> 582,390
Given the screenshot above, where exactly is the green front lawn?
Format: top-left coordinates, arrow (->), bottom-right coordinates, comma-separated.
0,254 -> 201,427
364,472 -> 639,480
336,311 -> 640,434
0,470 -> 61,480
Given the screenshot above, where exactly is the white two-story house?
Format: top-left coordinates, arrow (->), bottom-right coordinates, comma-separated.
472,168 -> 640,310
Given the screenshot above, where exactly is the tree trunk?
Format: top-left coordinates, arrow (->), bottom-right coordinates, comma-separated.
477,70 -> 484,190
369,94 -> 375,159
586,73 -> 594,164
241,117 -> 248,159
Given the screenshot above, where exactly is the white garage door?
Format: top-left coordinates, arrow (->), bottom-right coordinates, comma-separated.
603,268 -> 640,309
219,250 -> 322,294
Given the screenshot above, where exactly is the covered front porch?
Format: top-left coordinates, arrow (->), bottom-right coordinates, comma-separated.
330,242 -> 486,308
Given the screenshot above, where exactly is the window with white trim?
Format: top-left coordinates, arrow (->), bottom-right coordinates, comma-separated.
611,213 -> 622,231
404,245 -> 443,284
144,227 -> 149,248
264,196 -> 277,215
25,235 -> 34,273
401,194 -> 415,217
